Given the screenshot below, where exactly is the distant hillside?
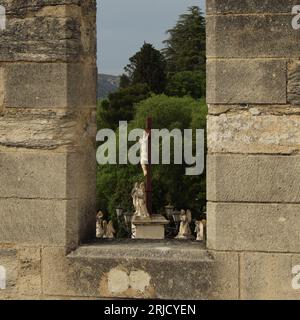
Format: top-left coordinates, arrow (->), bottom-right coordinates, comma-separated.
97,74 -> 120,99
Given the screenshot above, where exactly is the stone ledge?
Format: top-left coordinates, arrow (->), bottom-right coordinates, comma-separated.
41,242 -> 239,299
68,240 -> 211,261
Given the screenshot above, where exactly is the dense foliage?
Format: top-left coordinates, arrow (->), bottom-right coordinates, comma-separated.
96,6 -> 207,234
96,96 -> 207,224
97,83 -> 150,130
166,71 -> 205,99
163,6 -> 206,75
123,43 -> 167,94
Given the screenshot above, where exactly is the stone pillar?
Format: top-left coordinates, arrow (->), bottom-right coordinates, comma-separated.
0,1 -> 97,251
206,0 -> 300,298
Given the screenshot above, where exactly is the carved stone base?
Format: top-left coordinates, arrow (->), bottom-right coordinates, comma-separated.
132,215 -> 169,239
175,234 -> 195,240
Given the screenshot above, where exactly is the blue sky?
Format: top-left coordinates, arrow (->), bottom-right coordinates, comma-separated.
96,0 -> 205,75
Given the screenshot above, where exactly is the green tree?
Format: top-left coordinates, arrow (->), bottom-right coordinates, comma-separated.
119,74 -> 131,89
163,6 -> 206,75
124,42 -> 167,93
97,83 -> 150,130
131,95 -> 207,214
96,95 -> 207,226
166,71 -> 205,99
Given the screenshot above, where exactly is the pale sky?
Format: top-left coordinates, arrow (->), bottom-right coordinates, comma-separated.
96,0 -> 206,75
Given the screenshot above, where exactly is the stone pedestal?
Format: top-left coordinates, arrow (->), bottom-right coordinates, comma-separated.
132,215 -> 169,239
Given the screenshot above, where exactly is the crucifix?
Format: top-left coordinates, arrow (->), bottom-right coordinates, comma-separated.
133,116 -> 168,239
140,117 -> 153,215
145,117 -> 152,215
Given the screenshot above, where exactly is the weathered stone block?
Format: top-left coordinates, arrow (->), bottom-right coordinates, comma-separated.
67,147 -> 97,242
207,14 -> 300,58
207,154 -> 300,203
208,110 -> 300,154
0,67 -> 3,114
288,61 -> 300,105
207,202 -> 300,252
132,215 -> 169,240
0,16 -> 80,62
18,247 -> 42,296
207,60 -> 286,104
0,247 -> 18,298
0,1 -> 96,62
4,63 -> 96,109
207,0 -> 299,14
0,152 -> 69,199
209,250 -> 239,300
0,151 -> 96,245
0,199 -> 78,247
0,109 -> 96,149
0,0 -> 82,15
240,252 -> 300,299
41,243 -> 239,299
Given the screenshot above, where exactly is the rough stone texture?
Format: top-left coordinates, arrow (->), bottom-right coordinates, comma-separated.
207,0 -> 300,14
205,1 -> 300,299
0,149 -> 94,195
0,199 -> 78,247
208,109 -> 300,154
207,60 -> 286,104
288,61 -> 300,105
207,154 -> 300,203
0,151 -> 69,199
207,15 -> 300,58
0,1 -> 96,62
240,252 -> 300,300
209,250 -> 239,300
0,114 -> 96,247
0,246 -> 18,299
4,63 -> 97,109
0,0 -> 97,299
18,247 -> 42,296
132,215 -> 169,240
207,202 -> 300,252
41,242 -> 239,300
68,146 -> 97,243
1,0 -> 299,300
133,225 -> 165,239
0,67 -> 4,113
0,109 -> 96,149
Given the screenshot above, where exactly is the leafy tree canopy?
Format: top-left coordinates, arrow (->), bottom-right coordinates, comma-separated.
124,42 -> 167,94
97,83 -> 150,130
163,6 -> 206,75
97,95 -> 207,224
166,70 -> 205,99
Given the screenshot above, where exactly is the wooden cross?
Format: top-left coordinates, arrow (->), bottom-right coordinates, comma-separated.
146,117 -> 152,215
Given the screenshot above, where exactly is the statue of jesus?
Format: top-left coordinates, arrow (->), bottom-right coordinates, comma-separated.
139,130 -> 149,176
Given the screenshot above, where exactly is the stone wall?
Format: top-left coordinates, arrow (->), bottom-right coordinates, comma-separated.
0,0 -> 97,299
206,0 -> 300,298
1,0 -> 300,300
